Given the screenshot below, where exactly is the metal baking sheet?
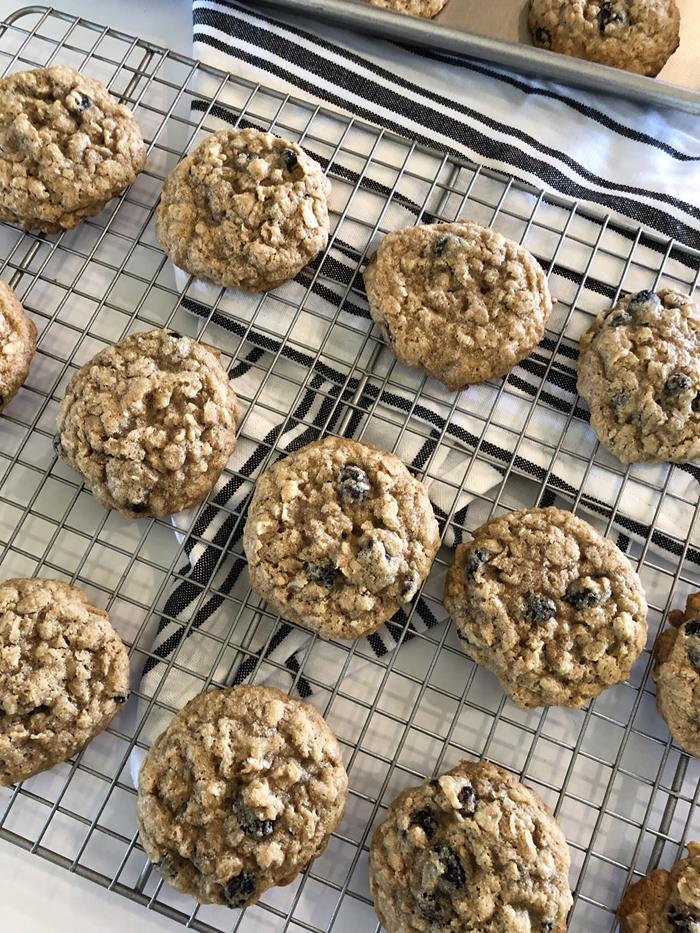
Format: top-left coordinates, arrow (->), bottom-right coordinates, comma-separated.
255,0 -> 700,113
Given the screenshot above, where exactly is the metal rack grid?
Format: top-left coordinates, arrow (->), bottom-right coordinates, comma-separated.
0,6 -> 698,932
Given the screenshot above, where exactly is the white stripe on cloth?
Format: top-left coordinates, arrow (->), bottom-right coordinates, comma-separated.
129,0 -> 700,785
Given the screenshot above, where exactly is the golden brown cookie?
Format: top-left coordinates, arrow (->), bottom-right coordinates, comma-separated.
157,128 -> 330,292
369,760 -> 573,932
577,288 -> 700,464
137,685 -> 348,907
529,0 -> 680,77
363,222 -> 552,391
56,329 -> 239,518
444,507 -> 648,708
0,578 -> 130,786
617,842 -> 700,931
367,0 -> 449,16
243,436 -> 440,639
0,281 -> 36,412
653,590 -> 700,758
0,65 -> 146,232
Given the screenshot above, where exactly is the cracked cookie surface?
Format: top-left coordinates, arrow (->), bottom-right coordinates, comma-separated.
653,590 -> 700,759
369,759 -> 573,932
577,288 -> 700,464
617,841 -> 700,932
137,685 -> 348,907
0,578 -> 130,786
363,222 -> 552,392
444,507 -> 647,708
0,281 -> 36,412
529,0 -> 680,77
57,329 -> 239,518
157,128 -> 330,292
0,65 -> 146,232
243,436 -> 440,640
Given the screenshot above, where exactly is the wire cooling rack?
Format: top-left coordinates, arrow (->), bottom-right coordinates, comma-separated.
0,6 -> 699,932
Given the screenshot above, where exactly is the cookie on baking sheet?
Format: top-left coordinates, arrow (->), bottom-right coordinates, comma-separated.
0,65 -> 146,233
243,436 -> 440,640
56,329 -> 239,519
617,842 -> 700,932
653,590 -> 700,759
0,281 -> 36,412
577,288 -> 700,464
0,578 -> 130,786
157,128 -> 330,292
367,0 -> 449,16
444,507 -> 648,709
529,0 -> 681,77
137,685 -> 348,908
369,759 -> 573,932
362,221 -> 552,392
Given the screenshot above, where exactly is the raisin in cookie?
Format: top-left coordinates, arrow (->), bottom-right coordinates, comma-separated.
0,65 -> 146,233
56,329 -> 239,518
444,507 -> 647,709
243,436 -> 440,640
0,281 -> 36,412
0,578 -> 130,786
617,842 -> 700,932
578,288 -> 700,464
529,0 -> 680,77
367,0 -> 449,16
137,685 -> 347,907
369,759 -> 573,932
363,222 -> 552,392
157,128 -> 330,292
653,591 -> 700,759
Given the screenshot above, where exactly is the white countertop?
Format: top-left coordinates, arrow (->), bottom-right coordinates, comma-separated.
0,4 -> 195,930
0,0 -> 193,56
1,845 -> 191,933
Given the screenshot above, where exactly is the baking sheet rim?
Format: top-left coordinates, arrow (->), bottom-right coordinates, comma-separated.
253,0 -> 700,115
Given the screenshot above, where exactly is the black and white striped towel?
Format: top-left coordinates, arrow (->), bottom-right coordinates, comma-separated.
130,0 -> 700,780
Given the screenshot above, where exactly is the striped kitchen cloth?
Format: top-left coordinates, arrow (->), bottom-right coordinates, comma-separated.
194,0 -> 700,248
129,0 -> 700,778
